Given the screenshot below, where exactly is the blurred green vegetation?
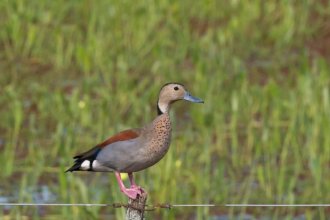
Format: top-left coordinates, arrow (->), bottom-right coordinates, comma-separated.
0,0 -> 330,219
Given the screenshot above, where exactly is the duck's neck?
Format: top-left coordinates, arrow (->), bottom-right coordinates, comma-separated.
157,100 -> 170,115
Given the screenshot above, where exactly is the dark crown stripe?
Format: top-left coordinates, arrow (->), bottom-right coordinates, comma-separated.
161,82 -> 184,89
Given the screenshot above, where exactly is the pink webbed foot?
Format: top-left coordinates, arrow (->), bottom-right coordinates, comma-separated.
128,172 -> 145,194
115,172 -> 144,199
130,185 -> 145,195
121,187 -> 142,200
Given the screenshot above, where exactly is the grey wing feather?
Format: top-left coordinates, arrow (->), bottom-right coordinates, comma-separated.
96,138 -> 145,172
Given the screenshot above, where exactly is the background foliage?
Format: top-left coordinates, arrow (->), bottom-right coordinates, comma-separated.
0,0 -> 329,219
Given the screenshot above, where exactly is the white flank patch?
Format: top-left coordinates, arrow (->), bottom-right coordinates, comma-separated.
92,160 -> 113,172
80,160 -> 90,170
92,160 -> 102,170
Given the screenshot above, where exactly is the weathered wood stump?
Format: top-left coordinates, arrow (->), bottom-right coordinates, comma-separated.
125,192 -> 148,220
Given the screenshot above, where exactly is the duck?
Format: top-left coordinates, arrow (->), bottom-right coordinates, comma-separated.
66,83 -> 204,199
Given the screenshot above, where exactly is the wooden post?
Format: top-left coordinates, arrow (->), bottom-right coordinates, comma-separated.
125,192 -> 148,220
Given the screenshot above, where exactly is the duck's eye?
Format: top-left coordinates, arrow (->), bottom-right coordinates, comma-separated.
174,86 -> 179,91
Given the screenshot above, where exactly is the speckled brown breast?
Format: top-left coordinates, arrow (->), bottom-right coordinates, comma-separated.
145,113 -> 172,163
148,114 -> 172,159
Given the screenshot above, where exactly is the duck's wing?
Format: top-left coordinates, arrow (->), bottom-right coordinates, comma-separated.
65,128 -> 141,172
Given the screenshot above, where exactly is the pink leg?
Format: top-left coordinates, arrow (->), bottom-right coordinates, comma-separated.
128,173 -> 144,193
115,172 -> 141,199
128,173 -> 137,187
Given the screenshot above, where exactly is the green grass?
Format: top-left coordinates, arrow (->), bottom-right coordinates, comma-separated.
0,0 -> 330,219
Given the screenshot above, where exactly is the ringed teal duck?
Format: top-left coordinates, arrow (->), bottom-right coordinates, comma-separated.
66,83 -> 203,199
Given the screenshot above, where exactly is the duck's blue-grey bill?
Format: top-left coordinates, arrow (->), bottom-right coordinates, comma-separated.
184,92 -> 204,103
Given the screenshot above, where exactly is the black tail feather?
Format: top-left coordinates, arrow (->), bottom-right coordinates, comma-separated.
66,147 -> 101,173
65,162 -> 82,173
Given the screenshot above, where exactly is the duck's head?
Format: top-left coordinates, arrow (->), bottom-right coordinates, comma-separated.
157,83 -> 204,115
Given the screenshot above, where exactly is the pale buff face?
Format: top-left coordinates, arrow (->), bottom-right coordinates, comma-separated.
157,83 -> 186,114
